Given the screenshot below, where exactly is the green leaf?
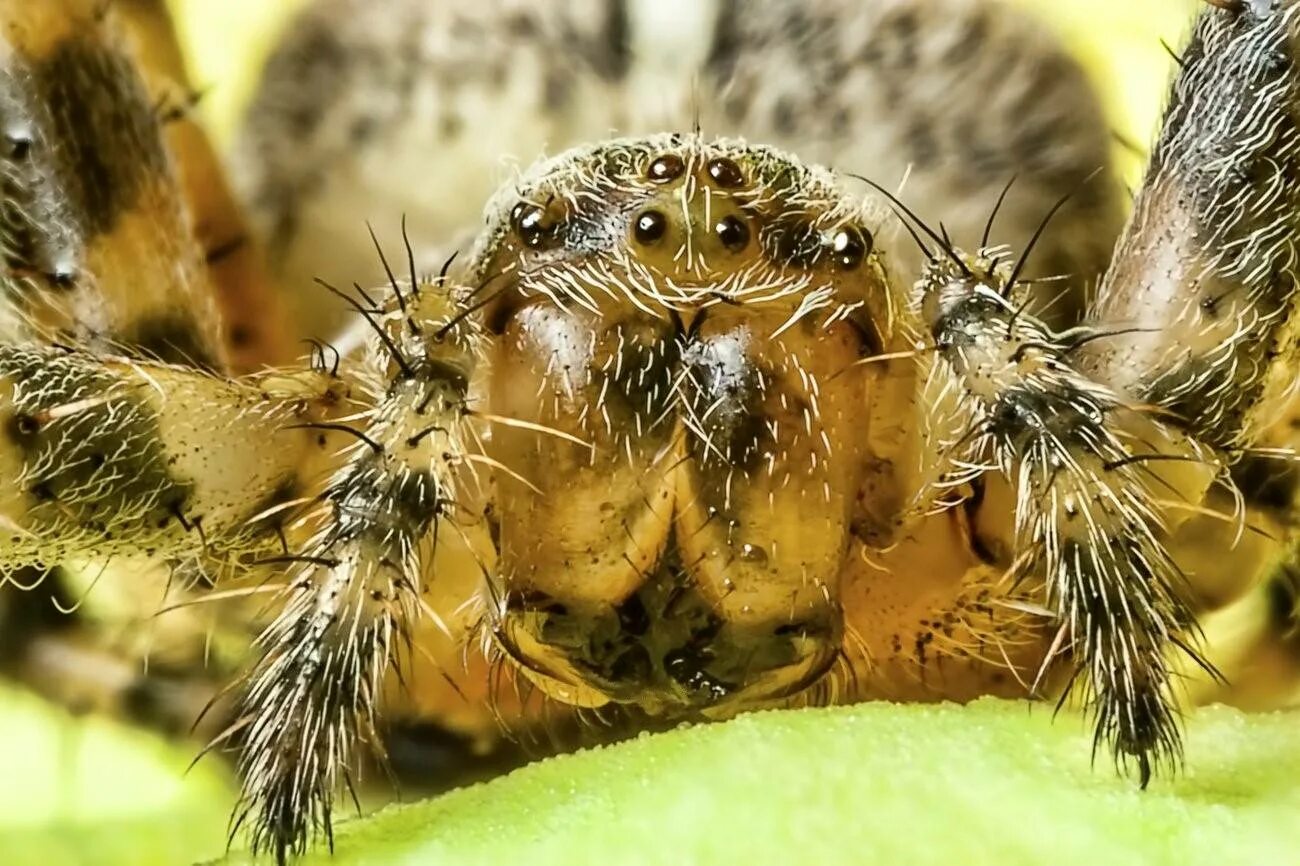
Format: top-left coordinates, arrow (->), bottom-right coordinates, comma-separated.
0,685 -> 235,866
210,698 -> 1300,866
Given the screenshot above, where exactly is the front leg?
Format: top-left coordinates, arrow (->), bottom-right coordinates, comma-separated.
1077,2 -> 1300,615
905,246 -> 1218,784
233,272 -> 484,862
1079,1 -> 1300,458
899,0 -> 1300,782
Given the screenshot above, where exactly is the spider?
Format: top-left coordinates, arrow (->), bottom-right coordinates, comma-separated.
1,0 -> 1298,862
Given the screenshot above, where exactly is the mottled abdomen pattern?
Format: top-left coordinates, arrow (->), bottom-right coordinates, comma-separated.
235,0 -> 1121,341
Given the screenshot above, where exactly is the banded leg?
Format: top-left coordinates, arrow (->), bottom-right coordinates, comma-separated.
1080,0 -> 1300,707
1079,3 -> 1300,458
903,247 -> 1216,782
0,0 -> 224,366
1077,2 -> 1300,549
0,347 -> 344,574
0,0 -> 313,738
0,343 -> 353,747
231,276 -> 486,861
901,0 -> 1300,781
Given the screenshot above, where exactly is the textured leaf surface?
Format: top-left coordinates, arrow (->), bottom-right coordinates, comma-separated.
217,698 -> 1300,866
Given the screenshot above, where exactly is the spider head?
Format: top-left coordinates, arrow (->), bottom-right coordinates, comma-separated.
468,136 -> 901,714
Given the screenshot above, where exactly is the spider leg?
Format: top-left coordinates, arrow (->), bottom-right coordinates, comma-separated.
0,0 -> 364,744
0,345 -> 345,573
0,342 -> 355,756
1078,2 -> 1300,461
1081,1 -> 1300,696
907,0 -> 1300,782
112,0 -> 296,371
909,247 -> 1218,784
0,0 -> 228,368
230,276 -> 484,862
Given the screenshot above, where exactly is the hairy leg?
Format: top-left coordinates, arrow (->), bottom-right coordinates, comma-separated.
229,273 -> 487,860
0,0 -> 226,365
1083,0 -> 1300,712
221,2 -> 1129,852
890,0 -> 1300,783
0,346 -> 344,572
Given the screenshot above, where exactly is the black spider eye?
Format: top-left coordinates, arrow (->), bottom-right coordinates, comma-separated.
511,201 -> 560,249
634,210 -> 668,245
49,263 -> 76,288
714,215 -> 750,252
832,226 -> 871,270
707,157 -> 745,188
647,153 -> 685,183
6,132 -> 31,160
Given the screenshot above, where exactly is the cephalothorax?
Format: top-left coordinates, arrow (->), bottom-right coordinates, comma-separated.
3,0 -> 1300,862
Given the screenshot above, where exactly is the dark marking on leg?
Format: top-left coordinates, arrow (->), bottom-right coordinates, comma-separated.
1231,453 -> 1299,514
35,38 -> 168,236
127,314 -> 220,370
205,234 -> 248,266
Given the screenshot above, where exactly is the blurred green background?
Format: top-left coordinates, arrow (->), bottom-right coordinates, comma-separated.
4,2 -> 1228,865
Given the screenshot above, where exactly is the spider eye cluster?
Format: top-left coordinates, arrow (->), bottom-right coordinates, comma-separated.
623,150 -> 764,271
498,142 -> 877,290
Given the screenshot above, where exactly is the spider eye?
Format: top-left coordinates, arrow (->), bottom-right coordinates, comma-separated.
634,210 -> 668,245
832,226 -> 871,271
713,215 -> 750,252
511,201 -> 562,250
647,153 -> 685,183
706,157 -> 745,188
